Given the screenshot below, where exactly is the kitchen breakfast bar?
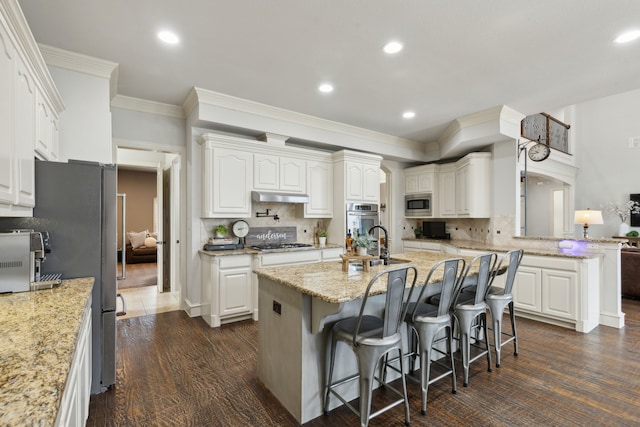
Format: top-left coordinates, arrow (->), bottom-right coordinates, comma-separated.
254,252 -> 465,424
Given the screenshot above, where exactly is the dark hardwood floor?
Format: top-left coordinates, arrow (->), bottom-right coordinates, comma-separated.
87,299 -> 640,426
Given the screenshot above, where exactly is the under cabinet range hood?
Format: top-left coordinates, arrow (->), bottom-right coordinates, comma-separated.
251,191 -> 310,204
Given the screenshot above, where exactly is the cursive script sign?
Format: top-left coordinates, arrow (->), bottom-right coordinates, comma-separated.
245,227 -> 297,245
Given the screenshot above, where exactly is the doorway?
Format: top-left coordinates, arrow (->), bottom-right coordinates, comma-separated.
115,145 -> 182,317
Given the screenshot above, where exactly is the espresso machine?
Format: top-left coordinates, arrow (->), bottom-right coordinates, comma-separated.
0,230 -> 58,293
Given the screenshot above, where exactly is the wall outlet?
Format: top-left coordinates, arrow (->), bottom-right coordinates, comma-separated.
629,137 -> 640,149
273,300 -> 282,315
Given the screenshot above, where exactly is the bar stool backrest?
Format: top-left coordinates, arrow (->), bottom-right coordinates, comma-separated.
499,249 -> 524,295
411,258 -> 466,321
473,253 -> 499,304
353,266 -> 418,346
452,253 -> 498,306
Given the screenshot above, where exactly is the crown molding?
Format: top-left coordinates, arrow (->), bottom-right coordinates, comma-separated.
1,0 -> 65,112
38,44 -> 119,99
112,95 -> 184,119
187,86 -> 424,149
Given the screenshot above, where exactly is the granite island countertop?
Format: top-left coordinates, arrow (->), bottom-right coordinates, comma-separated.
0,277 -> 94,426
254,251 -> 475,304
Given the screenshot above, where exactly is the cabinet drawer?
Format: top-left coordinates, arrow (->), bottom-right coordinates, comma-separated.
259,250 -> 322,267
219,254 -> 252,269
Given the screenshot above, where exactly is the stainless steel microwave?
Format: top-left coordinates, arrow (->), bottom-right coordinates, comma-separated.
405,193 -> 432,217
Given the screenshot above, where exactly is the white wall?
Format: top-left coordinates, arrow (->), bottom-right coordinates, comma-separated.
111,107 -> 185,147
573,87 -> 640,238
48,66 -> 112,163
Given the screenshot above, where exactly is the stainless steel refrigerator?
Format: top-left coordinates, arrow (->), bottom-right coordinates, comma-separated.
0,160 -> 117,394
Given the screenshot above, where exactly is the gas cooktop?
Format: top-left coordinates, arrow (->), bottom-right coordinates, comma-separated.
250,242 -> 314,251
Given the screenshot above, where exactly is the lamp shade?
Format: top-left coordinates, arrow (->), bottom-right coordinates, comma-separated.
574,209 -> 604,225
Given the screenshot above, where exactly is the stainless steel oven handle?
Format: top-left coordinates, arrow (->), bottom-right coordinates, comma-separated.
117,193 -> 126,280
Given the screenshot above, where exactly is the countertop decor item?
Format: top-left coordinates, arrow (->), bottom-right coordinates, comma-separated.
317,229 -> 327,246
604,200 -> 640,222
352,234 -> 376,256
574,209 -> 603,238
604,200 -> 640,236
214,224 -> 228,238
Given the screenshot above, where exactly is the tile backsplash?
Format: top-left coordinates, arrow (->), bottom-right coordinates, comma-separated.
201,201 -> 325,245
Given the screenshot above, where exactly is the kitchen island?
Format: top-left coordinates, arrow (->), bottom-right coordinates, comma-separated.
0,278 -> 94,426
254,251 -> 467,424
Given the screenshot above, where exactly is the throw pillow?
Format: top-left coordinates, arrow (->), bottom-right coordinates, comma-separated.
127,230 -> 148,249
144,236 -> 157,248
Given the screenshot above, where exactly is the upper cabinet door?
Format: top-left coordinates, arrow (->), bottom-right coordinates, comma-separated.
201,145 -> 253,218
279,157 -> 305,193
35,89 -> 52,161
345,161 -> 364,200
302,160 -> 332,217
0,17 -> 15,205
254,154 -> 305,193
14,56 -> 36,207
254,154 -> 279,190
362,163 -> 379,202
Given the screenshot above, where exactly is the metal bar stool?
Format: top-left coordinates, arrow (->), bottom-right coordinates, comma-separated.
402,257 -> 466,415
451,252 -> 497,387
485,249 -> 524,367
323,266 -> 417,427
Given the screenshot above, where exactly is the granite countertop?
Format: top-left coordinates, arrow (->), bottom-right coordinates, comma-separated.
403,238 -> 604,259
200,243 -> 343,257
254,252 -> 474,304
0,277 -> 94,426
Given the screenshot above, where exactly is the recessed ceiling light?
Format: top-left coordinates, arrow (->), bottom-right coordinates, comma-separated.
403,111 -> 416,119
318,83 -> 334,93
614,29 -> 640,43
158,30 -> 179,45
383,41 -> 403,54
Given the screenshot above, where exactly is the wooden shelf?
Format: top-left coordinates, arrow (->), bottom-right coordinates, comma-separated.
340,254 -> 375,271
613,236 -> 640,247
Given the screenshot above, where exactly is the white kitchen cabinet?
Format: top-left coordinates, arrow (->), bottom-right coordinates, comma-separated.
402,240 -> 443,253
201,253 -> 254,327
0,1 -> 63,216
512,254 -> 599,333
404,164 -> 437,195
438,164 -> 457,217
512,265 -> 542,312
321,246 -> 344,261
56,298 -> 92,427
280,156 -> 305,193
455,153 -> 491,217
199,138 -> 253,218
0,12 -> 15,206
344,160 -> 380,203
254,154 -> 305,193
14,56 -> 36,208
299,159 -> 333,217
434,152 -> 491,219
541,269 -> 577,320
257,250 -> 322,267
35,88 -> 59,161
327,150 -> 382,248
254,154 -> 279,190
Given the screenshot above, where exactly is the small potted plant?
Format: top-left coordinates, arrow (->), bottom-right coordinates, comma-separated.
213,224 -> 228,239
352,234 -> 376,256
317,229 -> 327,246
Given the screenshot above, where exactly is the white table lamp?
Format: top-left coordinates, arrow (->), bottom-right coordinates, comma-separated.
574,209 -> 603,238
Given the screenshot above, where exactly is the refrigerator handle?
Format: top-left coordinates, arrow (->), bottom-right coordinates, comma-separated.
117,193 -> 126,280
